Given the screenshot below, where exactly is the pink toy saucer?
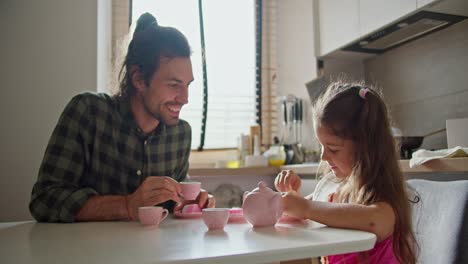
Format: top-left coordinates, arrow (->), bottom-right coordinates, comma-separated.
228,207 -> 246,223
174,204 -> 203,219
278,214 -> 305,224
174,211 -> 202,219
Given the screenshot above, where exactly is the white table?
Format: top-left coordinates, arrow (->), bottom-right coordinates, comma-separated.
0,217 -> 376,264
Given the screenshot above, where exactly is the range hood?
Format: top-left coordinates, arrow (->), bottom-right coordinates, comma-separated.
343,8 -> 467,54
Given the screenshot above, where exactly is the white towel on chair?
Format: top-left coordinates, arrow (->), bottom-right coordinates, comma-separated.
409,146 -> 468,168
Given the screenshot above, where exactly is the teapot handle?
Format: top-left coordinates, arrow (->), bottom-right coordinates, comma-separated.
243,191 -> 249,202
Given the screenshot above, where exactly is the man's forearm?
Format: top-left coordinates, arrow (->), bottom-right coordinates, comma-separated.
75,195 -> 130,221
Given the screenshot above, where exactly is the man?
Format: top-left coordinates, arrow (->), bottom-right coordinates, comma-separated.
29,13 -> 214,222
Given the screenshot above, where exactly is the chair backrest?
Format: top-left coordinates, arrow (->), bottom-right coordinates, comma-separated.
407,179 -> 468,264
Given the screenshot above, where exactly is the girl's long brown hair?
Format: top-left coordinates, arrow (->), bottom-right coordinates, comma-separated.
312,81 -> 418,264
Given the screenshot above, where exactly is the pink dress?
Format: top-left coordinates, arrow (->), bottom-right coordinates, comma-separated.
322,193 -> 399,264
323,235 -> 399,264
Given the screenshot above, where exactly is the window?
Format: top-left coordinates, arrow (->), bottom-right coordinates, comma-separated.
132,0 -> 257,149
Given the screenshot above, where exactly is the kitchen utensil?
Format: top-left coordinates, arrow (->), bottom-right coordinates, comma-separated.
395,128 -> 446,159
280,95 -> 297,145
293,98 -> 304,145
279,95 -> 304,164
284,143 -> 305,164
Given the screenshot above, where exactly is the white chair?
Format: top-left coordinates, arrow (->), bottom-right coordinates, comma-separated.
407,179 -> 468,264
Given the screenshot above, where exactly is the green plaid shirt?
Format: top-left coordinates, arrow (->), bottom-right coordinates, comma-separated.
30,92 -> 191,222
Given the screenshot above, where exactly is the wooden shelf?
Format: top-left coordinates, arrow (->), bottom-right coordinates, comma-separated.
399,158 -> 468,173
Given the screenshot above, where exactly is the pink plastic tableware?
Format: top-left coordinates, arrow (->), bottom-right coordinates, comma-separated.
174,211 -> 202,219
182,204 -> 202,214
242,181 -> 283,227
174,204 -> 202,219
228,207 -> 246,223
138,206 -> 168,226
180,182 -> 201,200
202,208 -> 230,230
278,214 -> 306,224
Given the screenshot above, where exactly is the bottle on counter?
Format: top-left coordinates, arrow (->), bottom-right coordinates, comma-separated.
244,135 -> 268,167
263,137 -> 286,167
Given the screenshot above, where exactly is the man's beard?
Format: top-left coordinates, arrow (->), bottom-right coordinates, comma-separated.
142,96 -> 179,126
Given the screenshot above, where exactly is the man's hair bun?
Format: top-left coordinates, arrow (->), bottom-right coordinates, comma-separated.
135,12 -> 158,34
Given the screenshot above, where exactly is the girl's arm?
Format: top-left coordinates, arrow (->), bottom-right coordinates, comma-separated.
282,193 -> 395,242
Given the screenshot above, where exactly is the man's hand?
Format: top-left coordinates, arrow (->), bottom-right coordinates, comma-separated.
274,170 -> 302,193
126,176 -> 182,220
196,189 -> 216,208
174,189 -> 216,212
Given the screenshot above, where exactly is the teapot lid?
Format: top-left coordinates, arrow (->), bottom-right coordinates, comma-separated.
253,181 -> 275,194
258,181 -> 267,190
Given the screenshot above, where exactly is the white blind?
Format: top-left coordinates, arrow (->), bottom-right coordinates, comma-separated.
132,0 -> 257,149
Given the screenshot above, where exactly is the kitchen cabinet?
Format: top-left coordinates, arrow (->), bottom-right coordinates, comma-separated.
317,0 -> 422,56
359,0 -> 417,35
318,0 -> 360,56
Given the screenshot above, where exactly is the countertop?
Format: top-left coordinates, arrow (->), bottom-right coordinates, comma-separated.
188,158 -> 468,177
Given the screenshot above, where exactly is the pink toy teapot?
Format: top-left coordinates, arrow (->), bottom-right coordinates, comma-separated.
242,181 -> 283,227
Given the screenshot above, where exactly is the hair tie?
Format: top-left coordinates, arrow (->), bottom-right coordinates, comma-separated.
359,88 -> 369,99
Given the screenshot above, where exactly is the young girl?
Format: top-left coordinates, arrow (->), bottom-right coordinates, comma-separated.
275,82 -> 417,263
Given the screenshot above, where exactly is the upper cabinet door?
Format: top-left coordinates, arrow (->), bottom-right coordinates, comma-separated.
318,0 -> 360,56
359,0 -> 417,35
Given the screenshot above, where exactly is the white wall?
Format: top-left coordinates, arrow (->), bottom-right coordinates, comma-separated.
97,0 -> 112,93
276,0 -> 318,151
0,0 -> 101,221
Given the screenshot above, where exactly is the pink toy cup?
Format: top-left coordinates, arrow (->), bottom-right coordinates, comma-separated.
138,206 -> 169,226
180,182 -> 201,200
202,208 -> 230,230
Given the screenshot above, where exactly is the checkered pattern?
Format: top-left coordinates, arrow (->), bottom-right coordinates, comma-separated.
29,92 -> 191,222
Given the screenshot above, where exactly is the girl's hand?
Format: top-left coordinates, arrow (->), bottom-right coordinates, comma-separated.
275,170 -> 302,193
281,191 -> 310,219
